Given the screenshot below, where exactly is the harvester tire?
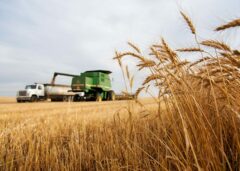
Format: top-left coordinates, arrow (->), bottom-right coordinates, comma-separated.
108,91 -> 115,101
96,93 -> 102,102
73,95 -> 80,102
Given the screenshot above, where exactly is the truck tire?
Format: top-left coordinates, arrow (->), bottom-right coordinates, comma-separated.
63,96 -> 68,102
63,96 -> 72,102
96,93 -> 102,102
17,99 -> 22,103
30,95 -> 38,102
108,91 -> 115,101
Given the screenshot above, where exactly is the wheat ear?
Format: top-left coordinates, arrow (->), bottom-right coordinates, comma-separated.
215,19 -> 240,31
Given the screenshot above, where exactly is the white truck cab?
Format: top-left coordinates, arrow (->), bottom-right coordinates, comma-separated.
16,83 -> 45,102
16,72 -> 79,103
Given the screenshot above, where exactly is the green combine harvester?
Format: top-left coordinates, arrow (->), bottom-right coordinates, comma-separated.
71,70 -> 115,102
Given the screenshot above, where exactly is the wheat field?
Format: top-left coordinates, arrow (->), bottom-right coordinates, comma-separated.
0,98 -> 160,170
1,13 -> 240,171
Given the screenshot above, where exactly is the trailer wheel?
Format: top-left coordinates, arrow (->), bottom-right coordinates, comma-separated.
30,95 -> 38,102
96,93 -> 102,102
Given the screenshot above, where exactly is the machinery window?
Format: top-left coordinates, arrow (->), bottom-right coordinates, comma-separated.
25,85 -> 37,89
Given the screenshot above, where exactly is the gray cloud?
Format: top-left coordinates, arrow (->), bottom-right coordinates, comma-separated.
0,0 -> 239,96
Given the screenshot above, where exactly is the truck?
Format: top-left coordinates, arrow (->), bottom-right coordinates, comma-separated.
71,70 -> 115,102
16,72 -> 78,102
16,70 -> 126,103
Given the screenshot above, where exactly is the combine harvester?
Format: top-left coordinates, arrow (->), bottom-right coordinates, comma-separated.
71,70 -> 115,102
16,70 -> 135,103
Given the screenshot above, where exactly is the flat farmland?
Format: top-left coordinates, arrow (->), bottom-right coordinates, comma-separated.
0,98 -> 157,132
0,97 -> 161,170
0,97 -> 16,104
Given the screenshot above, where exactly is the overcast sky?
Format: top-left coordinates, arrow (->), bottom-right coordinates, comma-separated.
0,0 -> 239,96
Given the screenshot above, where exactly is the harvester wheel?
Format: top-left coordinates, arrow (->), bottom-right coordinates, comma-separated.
73,95 -> 80,102
96,93 -> 102,102
108,91 -> 115,101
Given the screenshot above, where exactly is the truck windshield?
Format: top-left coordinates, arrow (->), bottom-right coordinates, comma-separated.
25,85 -> 37,89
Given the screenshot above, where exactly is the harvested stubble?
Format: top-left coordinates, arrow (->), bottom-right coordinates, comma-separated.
1,13 -> 240,170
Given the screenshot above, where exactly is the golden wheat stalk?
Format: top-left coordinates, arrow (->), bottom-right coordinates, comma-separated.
176,48 -> 203,52
201,40 -> 231,52
150,47 -> 161,61
150,48 -> 170,67
152,44 -> 163,48
222,53 -> 240,67
135,87 -> 145,98
130,76 -> 134,90
143,74 -> 164,85
137,59 -> 156,70
135,99 -> 144,107
125,65 -> 130,81
128,42 -> 141,54
180,11 -> 196,34
215,19 -> 240,31
170,61 -> 190,69
189,57 -> 211,67
233,50 -> 240,55
115,51 -> 122,67
161,38 -> 177,63
113,52 -> 146,62
209,67 -> 237,75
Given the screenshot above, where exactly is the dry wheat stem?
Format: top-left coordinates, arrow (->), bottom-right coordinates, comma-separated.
114,52 -> 146,62
201,40 -> 231,52
176,48 -> 203,52
180,11 -> 196,34
161,38 -> 178,64
215,19 -> 240,31
128,42 -> 141,54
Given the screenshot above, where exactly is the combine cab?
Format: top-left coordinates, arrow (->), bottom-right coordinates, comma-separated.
71,70 -> 115,101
